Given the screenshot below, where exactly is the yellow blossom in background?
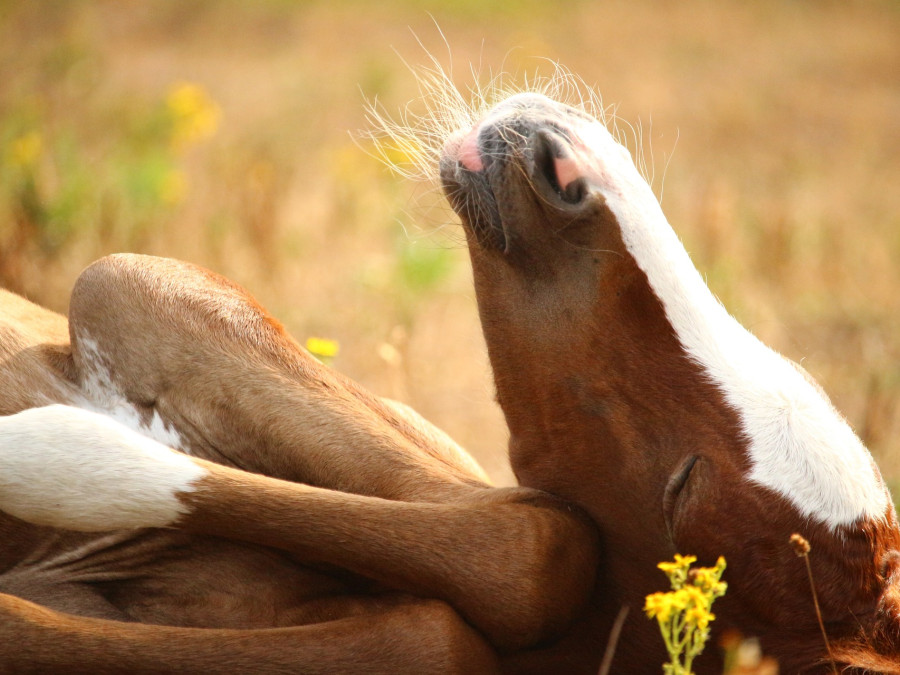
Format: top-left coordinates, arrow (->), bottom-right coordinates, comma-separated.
306,337 -> 340,364
369,135 -> 427,179
166,82 -> 221,150
6,131 -> 42,169
159,168 -> 188,205
380,135 -> 422,167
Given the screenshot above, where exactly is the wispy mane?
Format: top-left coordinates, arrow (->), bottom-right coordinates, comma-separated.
363,56 -> 652,184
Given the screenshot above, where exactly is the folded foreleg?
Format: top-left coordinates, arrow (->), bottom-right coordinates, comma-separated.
0,405 -> 599,652
67,253 -> 488,501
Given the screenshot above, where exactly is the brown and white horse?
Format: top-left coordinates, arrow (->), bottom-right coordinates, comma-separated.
0,78 -> 898,673
433,88 -> 900,672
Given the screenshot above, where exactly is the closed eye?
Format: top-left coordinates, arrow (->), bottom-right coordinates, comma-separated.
663,455 -> 699,543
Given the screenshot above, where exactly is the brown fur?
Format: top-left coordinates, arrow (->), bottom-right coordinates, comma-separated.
3,87 -> 900,672
439,93 -> 900,672
0,253 -> 599,672
0,591 -> 499,674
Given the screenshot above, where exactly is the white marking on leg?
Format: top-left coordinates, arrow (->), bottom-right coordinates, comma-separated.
75,334 -> 187,453
0,405 -> 206,531
571,116 -> 890,529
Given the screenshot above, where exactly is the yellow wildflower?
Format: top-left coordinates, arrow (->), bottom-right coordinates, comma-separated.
646,554 -> 727,674
684,584 -> 708,606
670,588 -> 694,611
380,136 -> 422,168
658,553 -> 697,585
306,337 -> 340,361
685,606 -> 715,630
657,555 -> 695,574
644,592 -> 674,621
7,131 -> 42,169
166,82 -> 220,150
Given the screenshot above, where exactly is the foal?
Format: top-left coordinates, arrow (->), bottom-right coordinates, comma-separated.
0,77 -> 898,673
427,86 -> 900,671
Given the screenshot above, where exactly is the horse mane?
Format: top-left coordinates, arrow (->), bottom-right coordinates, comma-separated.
833,571 -> 900,673
833,644 -> 900,674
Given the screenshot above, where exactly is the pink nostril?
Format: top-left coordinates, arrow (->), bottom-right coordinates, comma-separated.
458,125 -> 484,172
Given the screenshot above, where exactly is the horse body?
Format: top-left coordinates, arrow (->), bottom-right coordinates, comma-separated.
0,83 -> 898,673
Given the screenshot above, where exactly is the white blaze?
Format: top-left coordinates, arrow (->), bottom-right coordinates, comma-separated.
0,405 -> 206,531
570,117 -> 889,528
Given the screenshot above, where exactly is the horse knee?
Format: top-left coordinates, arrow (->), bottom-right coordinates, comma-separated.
398,600 -> 500,674
69,254 -> 293,404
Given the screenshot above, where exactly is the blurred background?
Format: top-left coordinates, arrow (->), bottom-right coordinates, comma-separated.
1,0 -> 898,489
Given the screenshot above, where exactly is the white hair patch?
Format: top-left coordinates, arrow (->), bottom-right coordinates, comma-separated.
0,405 -> 206,531
570,118 -> 890,529
75,333 -> 186,453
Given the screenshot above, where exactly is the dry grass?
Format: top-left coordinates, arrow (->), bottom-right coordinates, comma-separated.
1,0 -> 898,489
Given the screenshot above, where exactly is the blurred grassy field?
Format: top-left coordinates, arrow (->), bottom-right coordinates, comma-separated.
1,0 -> 898,489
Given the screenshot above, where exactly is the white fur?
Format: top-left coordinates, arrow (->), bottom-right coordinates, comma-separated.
0,405 -> 206,531
76,334 -> 186,453
568,115 -> 890,528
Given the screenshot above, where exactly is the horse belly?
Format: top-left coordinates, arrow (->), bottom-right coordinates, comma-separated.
96,533 -> 364,629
